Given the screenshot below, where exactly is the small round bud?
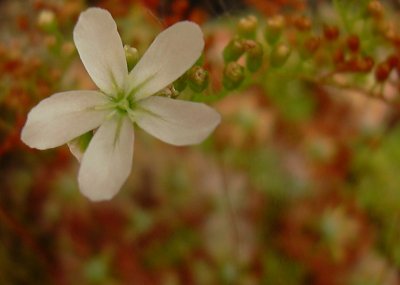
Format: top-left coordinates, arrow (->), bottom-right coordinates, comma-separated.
265,15 -> 285,45
300,36 -> 321,59
173,73 -> 188,92
381,22 -> 397,42
246,41 -> 264,72
17,15 -> 29,31
332,49 -> 345,65
323,25 -> 340,41
37,10 -> 57,32
346,35 -> 360,53
358,56 -> 375,72
241,39 -> 257,50
124,45 -> 139,71
157,85 -> 179,98
61,41 -> 75,56
346,57 -> 361,72
237,15 -> 258,39
375,62 -> 391,82
386,54 -> 399,69
44,35 -> 57,49
270,43 -> 291,68
368,0 -> 384,19
188,66 -> 209,92
293,16 -> 312,32
223,38 -> 245,62
223,62 -> 245,90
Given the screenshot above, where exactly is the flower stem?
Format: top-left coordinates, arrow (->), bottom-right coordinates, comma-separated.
218,158 -> 241,263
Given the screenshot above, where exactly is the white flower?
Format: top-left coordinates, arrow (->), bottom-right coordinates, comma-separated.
21,8 -> 221,201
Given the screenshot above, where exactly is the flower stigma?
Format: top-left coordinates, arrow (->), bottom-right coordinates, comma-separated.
94,91 -> 139,122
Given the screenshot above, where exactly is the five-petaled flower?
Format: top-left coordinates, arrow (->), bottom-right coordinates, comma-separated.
21,8 -> 221,201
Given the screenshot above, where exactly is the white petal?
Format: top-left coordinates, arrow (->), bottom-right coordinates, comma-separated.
135,96 -> 220,146
126,21 -> 204,100
21,91 -> 109,150
78,116 -> 134,201
73,8 -> 128,94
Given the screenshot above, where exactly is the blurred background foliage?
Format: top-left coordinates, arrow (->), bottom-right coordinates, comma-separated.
2,0 -> 400,284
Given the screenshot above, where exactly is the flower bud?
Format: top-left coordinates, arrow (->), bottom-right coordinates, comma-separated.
223,62 -> 245,90
270,43 -> 291,68
345,57 -> 361,72
173,73 -> 188,92
386,54 -> 399,69
223,38 -> 245,62
124,45 -> 139,71
300,36 -> 321,59
375,62 -> 391,82
293,16 -> 312,32
241,39 -> 256,51
37,10 -> 57,33
157,85 -> 179,98
44,35 -> 57,49
265,15 -> 285,45
237,15 -> 258,39
188,66 -> 209,92
346,35 -> 360,53
357,56 -> 374,72
61,41 -> 75,57
368,0 -> 384,19
332,49 -> 345,66
323,25 -> 340,41
246,41 -> 263,72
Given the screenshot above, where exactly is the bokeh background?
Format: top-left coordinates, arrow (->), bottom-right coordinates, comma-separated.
2,0 -> 400,284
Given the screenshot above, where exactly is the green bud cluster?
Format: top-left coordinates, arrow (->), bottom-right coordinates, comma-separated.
221,13 -> 295,91
222,15 -> 268,90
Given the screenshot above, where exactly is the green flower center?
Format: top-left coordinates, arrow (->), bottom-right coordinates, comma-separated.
95,91 -> 141,122
113,96 -> 136,114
